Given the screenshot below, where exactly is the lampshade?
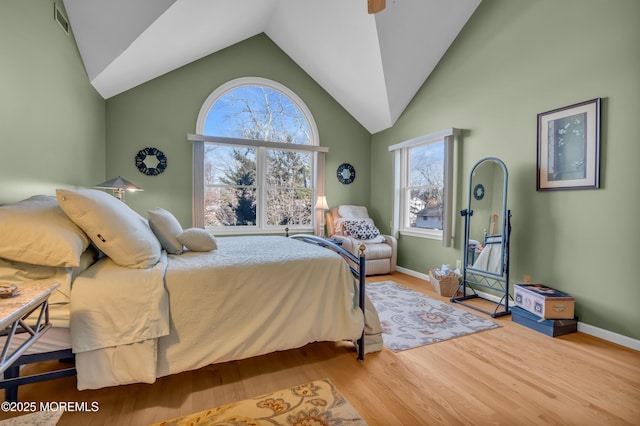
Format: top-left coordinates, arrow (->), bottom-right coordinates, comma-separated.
94,176 -> 143,201
315,195 -> 329,210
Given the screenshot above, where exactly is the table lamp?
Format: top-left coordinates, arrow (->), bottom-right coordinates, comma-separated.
315,195 -> 329,237
94,176 -> 143,202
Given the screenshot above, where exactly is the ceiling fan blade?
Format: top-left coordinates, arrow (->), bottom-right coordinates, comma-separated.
368,0 -> 385,14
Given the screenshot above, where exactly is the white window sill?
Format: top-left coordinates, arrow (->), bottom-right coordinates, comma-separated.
399,229 -> 443,240
206,226 -> 313,236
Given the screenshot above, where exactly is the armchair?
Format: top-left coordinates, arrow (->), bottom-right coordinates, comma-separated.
326,205 -> 397,276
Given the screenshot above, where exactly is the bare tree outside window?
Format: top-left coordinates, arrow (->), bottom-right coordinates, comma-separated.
407,141 -> 444,230
203,86 -> 313,229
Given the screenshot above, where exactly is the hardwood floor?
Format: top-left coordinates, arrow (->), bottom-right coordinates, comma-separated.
1,272 -> 638,425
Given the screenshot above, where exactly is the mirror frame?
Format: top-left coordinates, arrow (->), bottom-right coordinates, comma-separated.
454,157 -> 512,318
464,157 -> 509,277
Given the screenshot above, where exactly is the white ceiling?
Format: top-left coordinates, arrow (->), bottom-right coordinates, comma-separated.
63,0 -> 481,133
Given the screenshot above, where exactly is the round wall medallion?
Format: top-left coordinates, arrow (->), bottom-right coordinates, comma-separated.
337,163 -> 356,184
473,183 -> 485,200
135,147 -> 167,176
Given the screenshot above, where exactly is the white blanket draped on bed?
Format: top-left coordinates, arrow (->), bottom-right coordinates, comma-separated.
70,236 -> 380,390
70,252 -> 170,389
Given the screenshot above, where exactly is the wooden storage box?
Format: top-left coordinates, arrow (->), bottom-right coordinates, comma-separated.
514,284 -> 575,319
511,306 -> 577,337
429,270 -> 459,297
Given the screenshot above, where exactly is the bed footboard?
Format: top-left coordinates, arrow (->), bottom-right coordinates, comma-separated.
288,233 -> 366,361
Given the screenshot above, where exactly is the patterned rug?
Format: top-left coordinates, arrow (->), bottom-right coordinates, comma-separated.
0,410 -> 63,426
150,378 -> 366,425
367,281 -> 500,351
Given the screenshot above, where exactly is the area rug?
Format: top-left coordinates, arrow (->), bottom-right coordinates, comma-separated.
367,281 -> 500,351
151,378 -> 366,425
0,410 -> 63,426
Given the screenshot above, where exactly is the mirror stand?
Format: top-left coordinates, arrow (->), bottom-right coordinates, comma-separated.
451,157 -> 513,318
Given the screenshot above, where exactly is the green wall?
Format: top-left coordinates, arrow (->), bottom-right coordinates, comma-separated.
105,34 -> 371,228
0,0 -> 105,203
371,0 -> 640,339
2,0 -> 637,342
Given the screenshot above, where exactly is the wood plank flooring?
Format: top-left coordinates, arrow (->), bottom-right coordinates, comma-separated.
1,272 -> 638,425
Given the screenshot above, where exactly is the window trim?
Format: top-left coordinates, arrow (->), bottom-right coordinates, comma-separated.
389,128 -> 461,247
196,77 -> 319,144
191,77 -> 324,234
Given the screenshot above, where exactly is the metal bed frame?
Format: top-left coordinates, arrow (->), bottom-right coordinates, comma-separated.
1,233 -> 367,401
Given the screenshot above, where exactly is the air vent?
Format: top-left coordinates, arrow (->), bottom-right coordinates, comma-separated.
54,3 -> 69,36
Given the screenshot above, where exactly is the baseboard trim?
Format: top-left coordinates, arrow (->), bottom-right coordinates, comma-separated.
393,266 -> 640,351
576,323 -> 640,351
395,265 -> 429,281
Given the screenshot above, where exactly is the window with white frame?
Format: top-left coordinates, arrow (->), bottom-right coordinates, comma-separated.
191,77 -> 326,234
389,128 -> 460,247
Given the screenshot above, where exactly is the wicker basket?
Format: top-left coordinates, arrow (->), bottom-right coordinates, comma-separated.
429,269 -> 460,297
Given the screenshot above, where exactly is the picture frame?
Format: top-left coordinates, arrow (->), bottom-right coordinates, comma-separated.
537,98 -> 601,191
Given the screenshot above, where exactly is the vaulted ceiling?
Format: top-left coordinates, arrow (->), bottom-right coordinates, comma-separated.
63,0 -> 481,133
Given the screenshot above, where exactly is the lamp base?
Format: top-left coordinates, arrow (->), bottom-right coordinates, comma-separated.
113,188 -> 124,201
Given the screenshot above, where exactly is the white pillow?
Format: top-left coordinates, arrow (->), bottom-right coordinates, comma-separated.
148,208 -> 184,255
56,189 -> 162,269
177,228 -> 217,252
338,205 -> 370,219
0,195 -> 90,267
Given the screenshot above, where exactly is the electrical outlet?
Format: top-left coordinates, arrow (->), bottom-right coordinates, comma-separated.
456,260 -> 462,270
524,274 -> 531,284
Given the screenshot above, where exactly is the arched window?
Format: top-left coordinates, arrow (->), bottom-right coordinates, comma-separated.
192,77 -> 325,234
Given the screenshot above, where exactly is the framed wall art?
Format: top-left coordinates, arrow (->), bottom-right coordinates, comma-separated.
537,98 -> 601,191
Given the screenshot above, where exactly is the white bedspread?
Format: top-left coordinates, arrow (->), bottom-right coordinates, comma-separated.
70,252 -> 170,388
156,236 -> 367,377
70,236 -> 378,390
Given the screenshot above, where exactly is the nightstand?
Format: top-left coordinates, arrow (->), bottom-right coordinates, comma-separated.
0,282 -> 59,373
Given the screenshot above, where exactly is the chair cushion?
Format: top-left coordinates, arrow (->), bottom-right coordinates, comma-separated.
361,241 -> 392,260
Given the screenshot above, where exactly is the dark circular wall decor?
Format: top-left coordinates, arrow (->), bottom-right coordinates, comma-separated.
336,163 -> 356,184
473,183 -> 485,200
135,147 -> 167,176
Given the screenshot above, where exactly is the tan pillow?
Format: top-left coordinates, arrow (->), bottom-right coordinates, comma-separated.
148,208 -> 184,255
56,189 -> 161,268
0,246 -> 100,305
0,195 -> 90,267
177,228 -> 217,252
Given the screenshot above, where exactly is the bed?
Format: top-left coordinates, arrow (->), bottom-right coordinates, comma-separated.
0,191 -> 382,394
470,234 -> 503,274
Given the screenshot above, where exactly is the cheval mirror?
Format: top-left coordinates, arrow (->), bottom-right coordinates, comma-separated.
452,157 -> 512,317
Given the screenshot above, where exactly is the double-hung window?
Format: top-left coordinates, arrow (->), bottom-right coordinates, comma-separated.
389,128 -> 461,247
191,78 -> 325,235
